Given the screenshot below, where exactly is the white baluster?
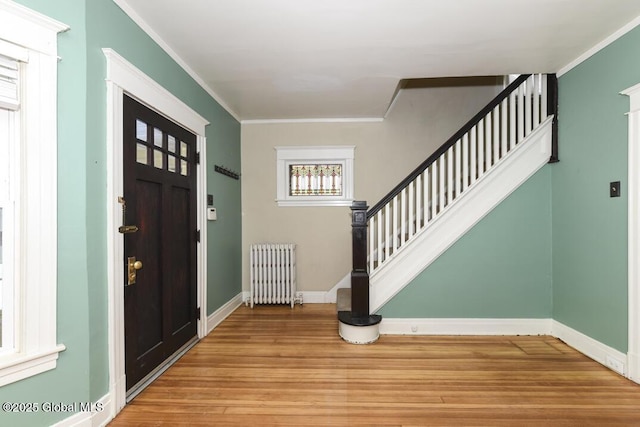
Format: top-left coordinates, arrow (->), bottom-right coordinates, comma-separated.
533,74 -> 540,127
439,156 -> 445,213
493,107 -> 499,165
501,99 -> 508,158
485,113 -> 492,169
470,127 -> 477,185
415,174 -> 422,231
455,139 -> 462,199
542,74 -> 548,119
393,195 -> 399,252
384,203 -> 390,257
423,169 -> 429,224
510,91 -> 517,150
376,209 -> 385,267
369,214 -> 375,273
462,133 -> 469,191
401,187 -> 407,245
408,181 -> 414,238
525,76 -> 533,136
447,147 -> 453,207
430,164 -> 437,219
517,84 -> 525,144
478,119 -> 485,177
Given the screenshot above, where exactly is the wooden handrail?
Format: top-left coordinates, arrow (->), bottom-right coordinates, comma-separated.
367,74 -> 542,219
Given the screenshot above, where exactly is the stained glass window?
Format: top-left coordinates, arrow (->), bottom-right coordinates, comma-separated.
289,164 -> 342,196
276,146 -> 354,207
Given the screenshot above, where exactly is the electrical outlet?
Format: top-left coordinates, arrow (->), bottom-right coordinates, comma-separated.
605,356 -> 624,375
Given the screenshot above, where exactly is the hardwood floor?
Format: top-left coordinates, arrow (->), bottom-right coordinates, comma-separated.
109,304 -> 640,426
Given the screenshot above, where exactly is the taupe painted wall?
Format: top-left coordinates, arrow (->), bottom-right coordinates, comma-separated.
241,78 -> 502,293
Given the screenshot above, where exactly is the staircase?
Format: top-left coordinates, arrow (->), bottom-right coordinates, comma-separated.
338,74 -> 558,343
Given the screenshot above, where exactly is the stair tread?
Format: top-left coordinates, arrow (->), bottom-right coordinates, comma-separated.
336,288 -> 351,312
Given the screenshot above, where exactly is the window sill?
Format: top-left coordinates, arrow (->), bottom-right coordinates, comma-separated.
276,199 -> 354,207
0,344 -> 66,387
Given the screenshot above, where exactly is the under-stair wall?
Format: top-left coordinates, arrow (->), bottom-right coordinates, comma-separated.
377,166 -> 552,319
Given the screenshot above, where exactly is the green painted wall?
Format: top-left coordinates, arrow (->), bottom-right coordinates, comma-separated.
552,26 -> 640,352
0,0 -> 241,425
379,167 -> 553,318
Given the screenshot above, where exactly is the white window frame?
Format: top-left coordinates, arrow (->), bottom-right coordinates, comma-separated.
275,146 -> 355,207
0,1 -> 68,387
0,106 -> 17,354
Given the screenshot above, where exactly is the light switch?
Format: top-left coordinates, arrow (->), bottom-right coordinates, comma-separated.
610,181 -> 621,198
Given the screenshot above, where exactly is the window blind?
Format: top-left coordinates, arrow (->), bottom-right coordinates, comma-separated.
0,55 -> 19,110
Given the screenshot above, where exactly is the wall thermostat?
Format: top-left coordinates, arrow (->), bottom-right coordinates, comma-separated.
207,207 -> 217,221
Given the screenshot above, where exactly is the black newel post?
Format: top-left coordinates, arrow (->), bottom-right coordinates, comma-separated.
351,200 -> 370,318
547,73 -> 559,163
338,200 -> 381,332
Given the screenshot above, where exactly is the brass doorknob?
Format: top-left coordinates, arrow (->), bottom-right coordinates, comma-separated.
133,260 -> 143,270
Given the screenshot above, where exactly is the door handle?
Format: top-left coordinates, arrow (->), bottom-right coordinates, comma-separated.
127,256 -> 143,286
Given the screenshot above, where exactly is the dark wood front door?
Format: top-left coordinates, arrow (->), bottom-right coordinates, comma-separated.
123,94 -> 198,392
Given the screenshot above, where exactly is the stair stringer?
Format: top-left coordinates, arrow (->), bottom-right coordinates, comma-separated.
370,116 -> 554,313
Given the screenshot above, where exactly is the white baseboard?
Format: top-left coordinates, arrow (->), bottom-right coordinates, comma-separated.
552,320 -> 627,376
207,292 -> 243,335
298,291 -> 326,303
241,290 -> 331,305
380,317 -> 630,379
325,273 -> 350,303
629,351 -> 640,383
380,318 -> 552,336
51,393 -> 112,427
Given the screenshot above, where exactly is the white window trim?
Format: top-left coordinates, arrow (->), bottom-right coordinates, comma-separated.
0,1 -> 68,387
275,145 -> 355,207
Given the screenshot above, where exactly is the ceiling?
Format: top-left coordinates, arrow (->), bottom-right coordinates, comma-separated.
116,0 -> 640,122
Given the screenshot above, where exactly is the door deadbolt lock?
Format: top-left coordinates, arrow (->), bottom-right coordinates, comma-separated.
127,256 -> 143,286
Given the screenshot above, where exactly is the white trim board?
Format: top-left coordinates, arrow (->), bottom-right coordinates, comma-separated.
207,293 -> 244,335
51,393 -> 112,427
380,318 -> 552,336
552,321 -> 628,377
622,83 -> 640,384
325,273 -> 351,304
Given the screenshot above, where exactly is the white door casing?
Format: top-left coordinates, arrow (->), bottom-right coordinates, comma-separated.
622,82 -> 640,384
104,48 -> 209,413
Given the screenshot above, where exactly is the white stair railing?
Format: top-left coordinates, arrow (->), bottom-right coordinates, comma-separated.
367,74 -> 556,275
